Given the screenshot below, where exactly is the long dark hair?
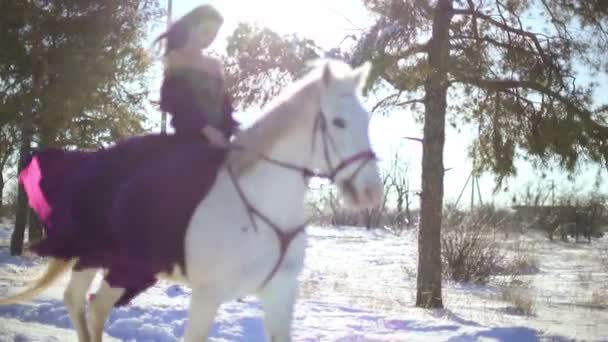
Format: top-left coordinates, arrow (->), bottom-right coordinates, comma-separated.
154,4 -> 223,55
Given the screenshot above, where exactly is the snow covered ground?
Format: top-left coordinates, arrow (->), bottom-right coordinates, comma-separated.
0,218 -> 607,341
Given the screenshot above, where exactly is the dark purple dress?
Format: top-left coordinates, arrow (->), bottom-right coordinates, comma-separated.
20,68 -> 237,306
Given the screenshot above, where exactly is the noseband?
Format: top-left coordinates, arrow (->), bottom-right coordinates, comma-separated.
226,111 -> 377,290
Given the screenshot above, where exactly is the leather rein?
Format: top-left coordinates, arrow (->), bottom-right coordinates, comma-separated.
225,111 -> 376,290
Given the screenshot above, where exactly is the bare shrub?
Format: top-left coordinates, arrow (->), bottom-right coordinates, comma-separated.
474,204 -> 513,229
0,199 -> 15,219
400,260 -> 417,279
298,277 -> 322,300
306,186 -> 361,227
600,246 -> 608,273
306,149 -> 419,232
501,249 -> 540,276
441,210 -> 506,284
307,180 -> 418,232
511,186 -> 608,241
589,289 -> 608,309
577,272 -> 593,285
501,285 -> 535,316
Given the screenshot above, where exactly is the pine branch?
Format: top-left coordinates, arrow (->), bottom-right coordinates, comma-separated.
371,92 -> 424,113
451,72 -> 608,140
453,8 -> 550,66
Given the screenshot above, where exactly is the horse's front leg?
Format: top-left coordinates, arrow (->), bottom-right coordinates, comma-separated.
184,286 -> 221,342
258,272 -> 298,342
87,277 -> 124,342
64,268 -> 97,342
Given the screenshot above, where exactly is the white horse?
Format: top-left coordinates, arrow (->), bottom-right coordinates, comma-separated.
0,59 -> 384,342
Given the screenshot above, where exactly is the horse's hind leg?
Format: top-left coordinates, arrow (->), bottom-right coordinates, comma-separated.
87,278 -> 124,342
184,286 -> 221,342
64,268 -> 97,342
259,274 -> 298,342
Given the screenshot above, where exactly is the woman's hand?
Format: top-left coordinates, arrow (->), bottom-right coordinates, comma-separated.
202,125 -> 228,147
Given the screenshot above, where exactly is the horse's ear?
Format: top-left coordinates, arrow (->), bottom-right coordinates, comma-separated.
353,61 -> 372,89
322,63 -> 333,86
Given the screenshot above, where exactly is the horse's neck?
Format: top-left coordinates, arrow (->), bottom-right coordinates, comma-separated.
237,118 -> 314,228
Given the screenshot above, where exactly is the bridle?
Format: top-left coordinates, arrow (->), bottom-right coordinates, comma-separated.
225,111 -> 377,290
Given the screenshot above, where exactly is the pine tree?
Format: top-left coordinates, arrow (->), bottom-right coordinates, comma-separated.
224,23 -> 320,109
352,0 -> 608,307
0,0 -> 163,254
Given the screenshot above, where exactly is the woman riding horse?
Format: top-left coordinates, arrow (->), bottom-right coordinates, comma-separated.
157,4 -> 238,142
19,4 -> 237,306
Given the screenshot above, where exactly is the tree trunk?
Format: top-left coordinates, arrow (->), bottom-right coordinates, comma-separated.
11,18 -> 43,256
0,170 -> 4,214
416,0 -> 453,309
0,133 -> 15,217
397,191 -> 404,214
28,207 -> 43,244
405,191 -> 411,226
11,126 -> 33,255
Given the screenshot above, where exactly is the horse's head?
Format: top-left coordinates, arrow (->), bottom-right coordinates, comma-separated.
312,60 -> 383,210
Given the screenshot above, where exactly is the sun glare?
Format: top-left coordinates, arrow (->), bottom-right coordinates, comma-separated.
179,0 -> 370,50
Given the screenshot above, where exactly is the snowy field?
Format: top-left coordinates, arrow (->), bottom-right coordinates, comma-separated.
0,218 -> 607,341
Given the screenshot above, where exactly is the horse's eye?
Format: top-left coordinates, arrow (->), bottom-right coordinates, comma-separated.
332,117 -> 346,128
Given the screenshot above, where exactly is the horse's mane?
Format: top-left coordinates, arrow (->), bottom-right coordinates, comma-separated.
227,60 -> 330,176
227,59 -> 366,176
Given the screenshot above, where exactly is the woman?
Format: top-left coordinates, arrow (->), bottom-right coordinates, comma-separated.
158,4 -> 238,142
20,4 -> 238,306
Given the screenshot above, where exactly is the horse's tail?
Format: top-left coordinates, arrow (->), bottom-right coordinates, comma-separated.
0,258 -> 73,305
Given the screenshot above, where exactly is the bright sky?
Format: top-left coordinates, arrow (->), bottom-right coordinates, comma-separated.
146,0 -> 608,208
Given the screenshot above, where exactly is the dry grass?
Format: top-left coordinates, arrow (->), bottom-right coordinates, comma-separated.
577,272 -> 593,288
298,278 -> 322,299
501,250 -> 540,277
298,275 -> 412,312
601,247 -> 608,273
589,289 -> 608,309
400,261 -> 417,279
500,285 -> 535,316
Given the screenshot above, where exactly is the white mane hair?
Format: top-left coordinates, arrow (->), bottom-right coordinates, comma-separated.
227,58 -> 371,176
